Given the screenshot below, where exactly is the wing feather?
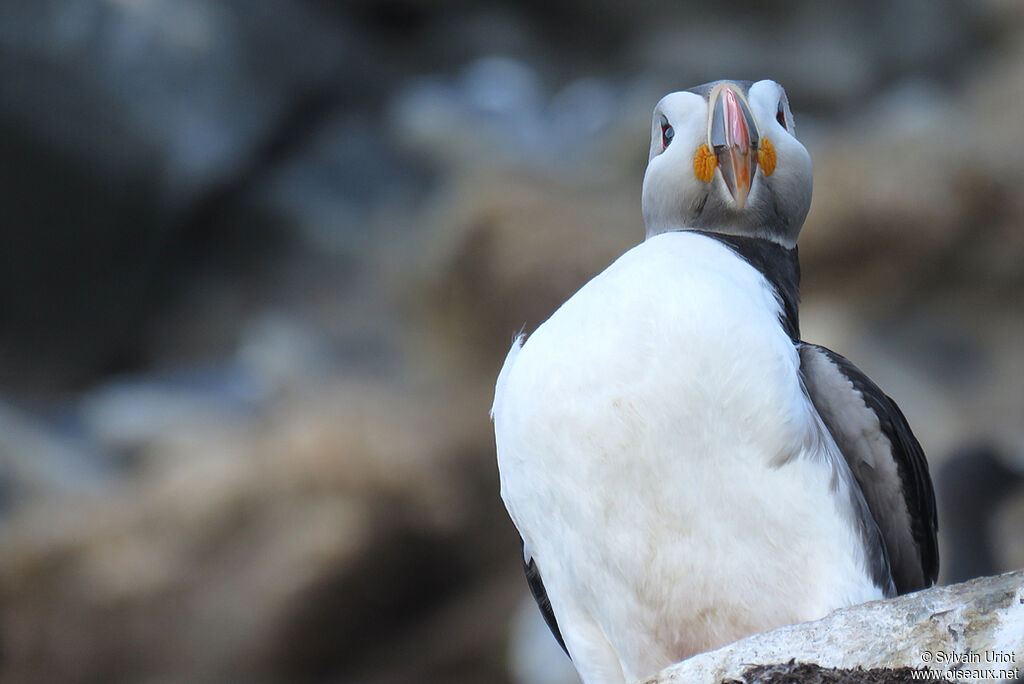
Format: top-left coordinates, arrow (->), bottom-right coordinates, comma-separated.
799,343 -> 939,593
523,544 -> 569,656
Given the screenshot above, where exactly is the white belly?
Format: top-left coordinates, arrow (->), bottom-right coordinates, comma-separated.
493,232 -> 883,683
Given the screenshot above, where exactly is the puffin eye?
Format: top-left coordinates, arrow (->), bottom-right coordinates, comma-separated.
660,115 -> 674,149
776,102 -> 787,131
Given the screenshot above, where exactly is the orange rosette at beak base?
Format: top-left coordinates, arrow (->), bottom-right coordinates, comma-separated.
758,137 -> 776,176
693,144 -> 717,183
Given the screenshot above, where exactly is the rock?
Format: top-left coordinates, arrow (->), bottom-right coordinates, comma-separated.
0,0 -> 349,392
800,33 -> 1024,303
724,662 -> 946,683
629,0 -> 988,113
0,0 -> 347,202
74,357 -> 271,462
251,111 -> 425,256
994,491 -> 1024,576
0,400 -> 109,510
642,570 -> 1024,684
70,310 -> 349,464
403,169 -> 640,374
390,56 -> 639,174
0,377 -> 519,684
937,445 -> 1024,584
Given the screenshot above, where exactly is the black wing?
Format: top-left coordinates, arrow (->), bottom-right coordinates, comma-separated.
523,540 -> 568,657
799,343 -> 939,593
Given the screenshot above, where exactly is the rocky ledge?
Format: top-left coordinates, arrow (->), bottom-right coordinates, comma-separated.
643,570 -> 1024,684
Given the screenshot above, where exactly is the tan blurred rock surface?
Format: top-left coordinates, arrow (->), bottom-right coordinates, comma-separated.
802,38 -> 1024,302
0,380 -> 520,684
404,169 -> 640,373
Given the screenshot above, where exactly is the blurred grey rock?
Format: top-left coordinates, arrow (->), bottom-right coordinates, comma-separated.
0,400 -> 108,509
391,56 -> 629,172
0,0 -> 348,391
632,11 -> 872,108
0,0 -> 346,201
630,0 -> 986,112
74,310 -> 348,459
391,57 -> 546,167
251,111 -> 425,255
938,444 -> 1024,584
422,6 -> 538,63
77,363 -> 262,458
234,310 -> 339,397
993,487 -> 1024,576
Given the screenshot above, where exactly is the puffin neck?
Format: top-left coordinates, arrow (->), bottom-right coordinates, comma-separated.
690,230 -> 801,343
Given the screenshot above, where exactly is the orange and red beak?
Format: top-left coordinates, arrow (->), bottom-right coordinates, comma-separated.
709,84 -> 760,209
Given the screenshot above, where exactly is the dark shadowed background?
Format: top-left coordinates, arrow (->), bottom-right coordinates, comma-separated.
1,1 -> 1023,683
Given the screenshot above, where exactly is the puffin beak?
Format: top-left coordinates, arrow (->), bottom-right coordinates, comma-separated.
710,85 -> 759,209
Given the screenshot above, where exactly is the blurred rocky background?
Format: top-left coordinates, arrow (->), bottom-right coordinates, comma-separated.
0,1 -> 1023,683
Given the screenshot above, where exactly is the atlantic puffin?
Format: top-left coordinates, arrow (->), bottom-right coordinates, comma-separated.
492,79 -> 938,684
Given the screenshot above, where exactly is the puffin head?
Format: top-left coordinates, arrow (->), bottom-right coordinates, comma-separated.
641,79 -> 812,248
